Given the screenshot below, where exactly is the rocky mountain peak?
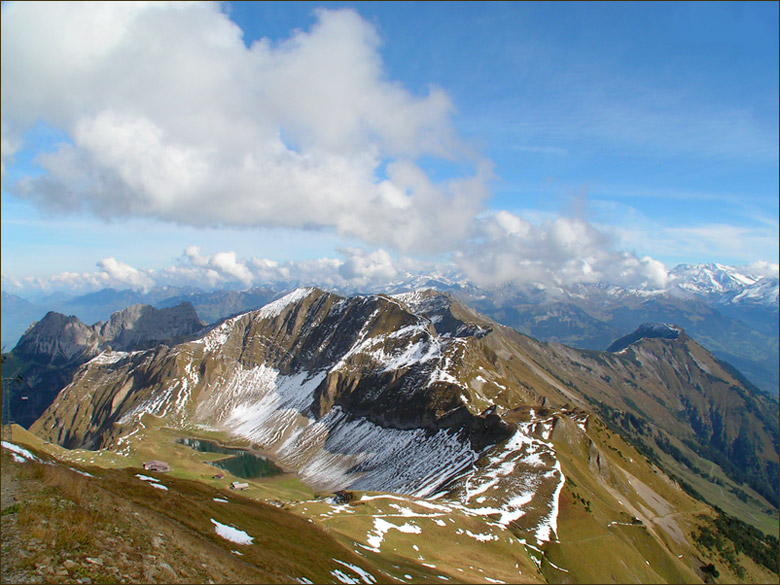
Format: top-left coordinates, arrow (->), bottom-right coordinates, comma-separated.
97,302 -> 205,351
392,289 -> 492,339
14,302 -> 205,359
14,311 -> 101,365
606,322 -> 682,353
7,302 -> 207,428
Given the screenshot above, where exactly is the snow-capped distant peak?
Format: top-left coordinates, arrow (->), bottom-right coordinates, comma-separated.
667,263 -> 777,307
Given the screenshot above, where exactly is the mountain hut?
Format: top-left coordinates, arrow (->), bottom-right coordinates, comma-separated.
142,460 -> 170,472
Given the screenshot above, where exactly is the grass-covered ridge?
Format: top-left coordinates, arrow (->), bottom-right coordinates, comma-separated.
1,438 -> 389,584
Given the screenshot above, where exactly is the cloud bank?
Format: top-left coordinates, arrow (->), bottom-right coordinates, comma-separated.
1,1 -> 707,293
2,2 -> 486,253
4,244 -> 775,301
455,212 -> 669,289
0,247 -> 429,296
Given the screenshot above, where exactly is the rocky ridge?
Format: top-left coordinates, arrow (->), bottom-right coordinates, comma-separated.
4,303 -> 205,428
29,288 -> 779,553
606,322 -> 681,353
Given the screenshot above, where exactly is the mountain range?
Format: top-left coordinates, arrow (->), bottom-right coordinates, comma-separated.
3,263 -> 777,396
5,286 -> 777,583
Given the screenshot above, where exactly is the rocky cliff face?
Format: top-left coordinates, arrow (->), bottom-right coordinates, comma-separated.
97,302 -> 205,351
14,312 -> 101,365
15,302 -> 205,361
6,302 -> 205,428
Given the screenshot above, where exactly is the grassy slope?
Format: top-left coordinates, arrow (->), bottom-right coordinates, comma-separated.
9,397 -> 779,585
547,416 -> 702,583
1,431 -> 389,584
547,417 -> 777,584
506,332 -> 779,538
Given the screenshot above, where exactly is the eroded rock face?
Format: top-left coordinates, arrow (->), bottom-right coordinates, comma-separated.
14,312 -> 100,365
7,303 -> 205,428
98,303 -> 205,351
15,302 -> 205,362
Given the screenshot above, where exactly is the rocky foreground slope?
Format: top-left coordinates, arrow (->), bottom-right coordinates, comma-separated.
26,288 -> 779,583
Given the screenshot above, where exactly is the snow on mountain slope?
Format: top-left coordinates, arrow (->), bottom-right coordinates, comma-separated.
27,286 -> 780,583
30,287 -> 579,545
669,263 -> 778,307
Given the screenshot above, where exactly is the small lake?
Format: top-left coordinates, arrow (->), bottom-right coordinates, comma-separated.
178,438 -> 283,479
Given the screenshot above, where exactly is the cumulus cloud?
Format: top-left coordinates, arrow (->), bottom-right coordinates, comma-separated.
1,2 -> 486,252
1,2 -> 699,294
2,268 -> 139,297
8,238 -> 778,300
454,211 -> 669,289
742,261 -> 779,279
338,248 -> 398,286
97,257 -> 155,290
0,246 -> 423,295
179,246 -> 253,287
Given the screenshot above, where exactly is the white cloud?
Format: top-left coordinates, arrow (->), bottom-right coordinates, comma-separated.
0,122 -> 20,176
3,271 -> 107,296
1,2 -> 486,253
455,212 -> 669,289
741,260 -> 779,279
0,242 -> 440,297
97,257 -> 154,290
5,239 -> 777,300
4,2 -> 769,295
174,246 -> 253,287
338,247 -> 398,287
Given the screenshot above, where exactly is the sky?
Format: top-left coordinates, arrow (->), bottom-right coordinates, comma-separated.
1,1 -> 778,298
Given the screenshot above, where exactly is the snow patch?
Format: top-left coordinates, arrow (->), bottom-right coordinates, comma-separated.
465,530 -> 498,542
89,350 -> 132,366
2,441 -> 41,462
332,559 -> 377,584
453,414 -> 565,543
257,288 -> 315,320
366,518 -> 422,550
135,474 -> 160,483
331,570 -> 360,584
210,519 -> 254,545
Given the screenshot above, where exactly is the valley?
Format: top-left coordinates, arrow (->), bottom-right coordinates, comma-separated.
3,287 -> 778,583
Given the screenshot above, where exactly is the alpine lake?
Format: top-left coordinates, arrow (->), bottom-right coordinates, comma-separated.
178,437 -> 283,479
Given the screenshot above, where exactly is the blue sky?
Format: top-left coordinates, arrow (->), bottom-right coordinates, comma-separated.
1,1 -> 778,296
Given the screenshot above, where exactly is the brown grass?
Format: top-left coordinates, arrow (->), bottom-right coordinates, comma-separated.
3,444 -> 387,584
